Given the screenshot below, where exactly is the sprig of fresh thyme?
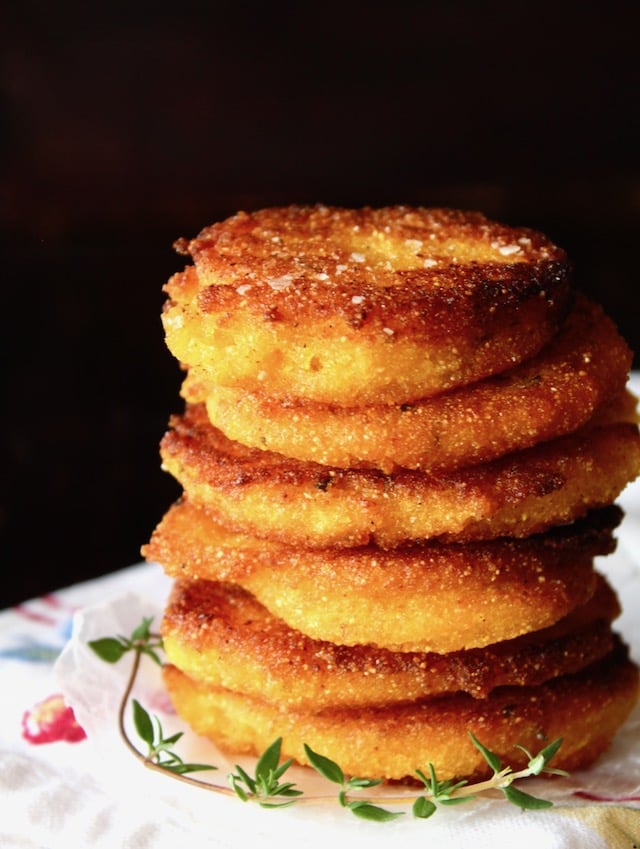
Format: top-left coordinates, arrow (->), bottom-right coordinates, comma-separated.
410,733 -> 567,819
89,618 -> 216,781
89,616 -> 163,666
229,738 -> 303,807
131,698 -> 216,776
303,744 -> 402,821
88,617 -> 567,821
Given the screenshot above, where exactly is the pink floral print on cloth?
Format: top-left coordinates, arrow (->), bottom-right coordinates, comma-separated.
22,693 -> 86,744
1,593 -> 88,744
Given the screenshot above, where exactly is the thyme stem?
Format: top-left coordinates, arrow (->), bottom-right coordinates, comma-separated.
114,635 -> 238,797
117,642 -> 142,761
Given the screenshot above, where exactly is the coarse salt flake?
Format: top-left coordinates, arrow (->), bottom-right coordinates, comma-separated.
350,252 -> 366,263
236,284 -> 252,296
351,295 -> 365,305
405,239 -> 423,251
423,258 -> 438,268
164,313 -> 184,329
382,326 -> 395,336
267,273 -> 294,291
498,244 -> 522,256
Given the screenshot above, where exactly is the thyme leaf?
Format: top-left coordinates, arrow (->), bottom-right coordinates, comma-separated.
502,785 -> 554,811
469,731 -> 502,772
412,796 -> 437,819
88,636 -> 128,663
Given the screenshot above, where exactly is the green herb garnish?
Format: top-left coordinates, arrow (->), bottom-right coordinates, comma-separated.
304,744 -> 402,821
132,698 -> 215,776
229,738 -> 302,807
88,617 -> 567,820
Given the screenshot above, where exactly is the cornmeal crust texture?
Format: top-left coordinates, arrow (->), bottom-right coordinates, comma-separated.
163,205 -> 572,405
145,499 -> 619,652
161,576 -> 619,707
182,294 -> 632,472
144,204 -> 640,786
160,404 -> 640,549
163,641 -> 639,782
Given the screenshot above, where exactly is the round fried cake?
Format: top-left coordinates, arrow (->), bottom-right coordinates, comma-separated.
163,640 -> 639,782
159,404 -> 640,548
163,205 -> 571,405
161,576 -> 619,708
145,499 -> 620,651
182,294 -> 632,472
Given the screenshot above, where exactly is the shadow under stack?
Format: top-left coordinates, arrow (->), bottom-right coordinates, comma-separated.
143,205 -> 640,781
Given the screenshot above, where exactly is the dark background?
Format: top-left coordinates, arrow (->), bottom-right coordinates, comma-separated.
2,1 -> 639,606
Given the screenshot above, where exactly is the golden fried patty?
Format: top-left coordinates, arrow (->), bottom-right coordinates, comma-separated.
145,499 -> 619,651
163,205 -> 571,405
163,640 -> 639,782
159,404 -> 640,548
161,576 -> 619,708
182,294 -> 632,472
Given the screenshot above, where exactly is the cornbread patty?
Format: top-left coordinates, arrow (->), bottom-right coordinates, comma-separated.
182,294 -> 632,472
145,499 -> 619,651
163,205 -> 571,405
163,641 -> 639,782
159,404 -> 640,548
161,576 -> 619,708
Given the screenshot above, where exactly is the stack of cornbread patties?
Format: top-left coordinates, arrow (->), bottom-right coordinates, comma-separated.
143,205 -> 640,782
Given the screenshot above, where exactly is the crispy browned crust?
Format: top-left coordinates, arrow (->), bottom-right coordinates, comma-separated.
159,404 -> 640,548
184,205 -> 568,289
161,576 -> 619,707
186,206 -> 569,324
145,498 -> 620,651
163,640 -> 639,781
164,205 -> 572,404
154,206 -> 639,781
183,294 -> 632,472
